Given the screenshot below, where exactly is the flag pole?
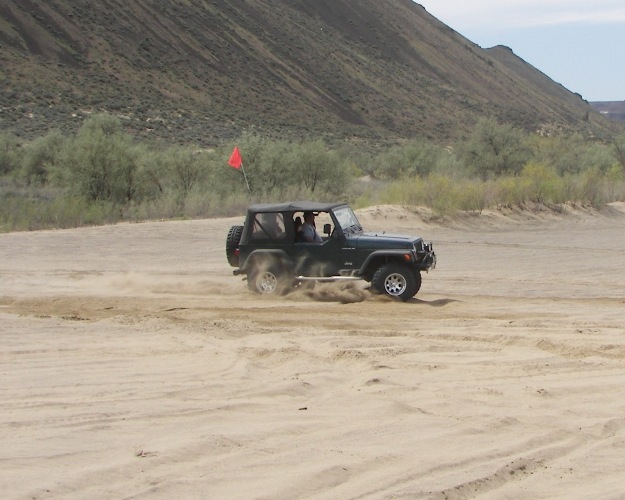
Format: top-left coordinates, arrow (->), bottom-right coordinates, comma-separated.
240,163 -> 251,193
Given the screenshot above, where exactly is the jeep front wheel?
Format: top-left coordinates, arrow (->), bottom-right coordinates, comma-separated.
372,264 -> 418,301
247,265 -> 291,295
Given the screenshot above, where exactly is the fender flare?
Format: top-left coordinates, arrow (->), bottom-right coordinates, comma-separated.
358,250 -> 416,275
242,249 -> 293,274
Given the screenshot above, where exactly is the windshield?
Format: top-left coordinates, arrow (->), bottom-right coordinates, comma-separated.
333,206 -> 362,233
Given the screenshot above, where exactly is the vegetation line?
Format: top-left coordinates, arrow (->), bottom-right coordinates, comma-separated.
1,114 -> 624,232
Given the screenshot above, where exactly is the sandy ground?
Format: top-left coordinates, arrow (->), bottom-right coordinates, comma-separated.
1,202 -> 625,499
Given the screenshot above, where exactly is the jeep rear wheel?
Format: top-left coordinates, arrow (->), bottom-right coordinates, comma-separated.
226,225 -> 244,267
372,264 -> 418,301
247,264 -> 291,295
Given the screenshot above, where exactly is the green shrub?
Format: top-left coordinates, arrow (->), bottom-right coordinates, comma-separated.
456,117 -> 531,179
493,176 -> 529,207
293,140 -> 349,195
604,164 -> 625,201
613,134 -> 625,175
20,129 -> 66,186
162,146 -> 208,197
0,131 -> 23,176
423,174 -> 461,216
379,176 -> 424,206
535,133 -> 615,175
456,179 -> 490,213
55,114 -> 142,205
519,162 -> 563,203
246,138 -> 294,194
579,167 -> 609,208
0,189 -> 119,232
373,139 -> 442,179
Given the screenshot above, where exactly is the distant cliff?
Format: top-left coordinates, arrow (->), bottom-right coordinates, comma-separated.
591,102 -> 625,123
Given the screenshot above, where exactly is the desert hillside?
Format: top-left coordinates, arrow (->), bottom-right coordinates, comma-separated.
1,0 -> 622,144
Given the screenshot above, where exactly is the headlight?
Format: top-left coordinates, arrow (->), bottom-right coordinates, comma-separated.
413,241 -> 433,253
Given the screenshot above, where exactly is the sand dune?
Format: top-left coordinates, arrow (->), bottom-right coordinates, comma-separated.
1,203 -> 625,499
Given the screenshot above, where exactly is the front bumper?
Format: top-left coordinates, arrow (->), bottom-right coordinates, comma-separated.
416,241 -> 436,271
423,251 -> 436,271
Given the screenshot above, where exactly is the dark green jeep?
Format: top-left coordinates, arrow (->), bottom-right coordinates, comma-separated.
226,201 -> 436,301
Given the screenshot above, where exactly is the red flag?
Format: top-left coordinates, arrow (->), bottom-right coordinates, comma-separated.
228,146 -> 242,170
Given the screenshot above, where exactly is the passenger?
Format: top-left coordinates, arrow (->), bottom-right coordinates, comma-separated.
293,216 -> 304,242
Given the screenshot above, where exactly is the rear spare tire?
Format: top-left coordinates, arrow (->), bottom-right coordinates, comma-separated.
226,225 -> 244,267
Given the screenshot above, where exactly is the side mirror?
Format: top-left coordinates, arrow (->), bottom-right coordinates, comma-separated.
323,223 -> 332,235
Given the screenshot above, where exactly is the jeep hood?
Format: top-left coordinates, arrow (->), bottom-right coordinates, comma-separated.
350,232 -> 421,249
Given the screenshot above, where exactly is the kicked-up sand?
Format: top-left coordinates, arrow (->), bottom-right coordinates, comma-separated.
1,202 -> 625,499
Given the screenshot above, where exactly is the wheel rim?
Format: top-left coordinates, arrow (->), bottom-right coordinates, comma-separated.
256,271 -> 278,293
384,273 -> 407,296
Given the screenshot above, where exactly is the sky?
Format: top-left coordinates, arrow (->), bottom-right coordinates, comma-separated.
415,1 -> 625,102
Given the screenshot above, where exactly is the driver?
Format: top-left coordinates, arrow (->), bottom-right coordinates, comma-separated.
301,211 -> 322,243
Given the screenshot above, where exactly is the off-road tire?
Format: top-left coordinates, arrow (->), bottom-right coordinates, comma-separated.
226,225 -> 244,267
372,263 -> 418,301
247,263 -> 292,295
413,270 -> 422,295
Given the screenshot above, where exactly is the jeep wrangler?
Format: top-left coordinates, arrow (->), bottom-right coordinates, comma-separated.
226,201 -> 436,301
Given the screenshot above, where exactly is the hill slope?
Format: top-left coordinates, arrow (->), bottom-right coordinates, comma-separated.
0,0 -> 622,145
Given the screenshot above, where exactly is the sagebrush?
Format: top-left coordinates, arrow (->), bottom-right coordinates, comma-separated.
1,114 -> 624,231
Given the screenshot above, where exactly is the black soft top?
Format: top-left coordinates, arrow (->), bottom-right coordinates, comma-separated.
247,201 -> 347,214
